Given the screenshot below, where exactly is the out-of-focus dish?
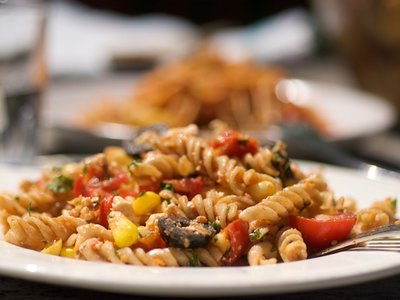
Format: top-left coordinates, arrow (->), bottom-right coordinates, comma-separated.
0,159 -> 399,296
78,52 -> 328,133
42,75 -> 396,155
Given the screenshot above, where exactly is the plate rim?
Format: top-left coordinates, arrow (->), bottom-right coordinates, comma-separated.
0,161 -> 399,296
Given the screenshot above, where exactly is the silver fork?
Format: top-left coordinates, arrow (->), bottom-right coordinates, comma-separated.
311,224 -> 400,258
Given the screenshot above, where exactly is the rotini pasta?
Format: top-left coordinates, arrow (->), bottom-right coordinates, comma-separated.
0,124 -> 397,267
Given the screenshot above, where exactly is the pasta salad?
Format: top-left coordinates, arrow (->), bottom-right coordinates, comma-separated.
0,125 -> 397,266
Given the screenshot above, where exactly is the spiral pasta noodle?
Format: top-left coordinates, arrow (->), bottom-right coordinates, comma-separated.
276,227 -> 307,262
243,148 -> 280,177
5,214 -> 86,250
247,241 -> 278,266
0,190 -> 61,217
78,238 -> 223,267
239,174 -> 327,228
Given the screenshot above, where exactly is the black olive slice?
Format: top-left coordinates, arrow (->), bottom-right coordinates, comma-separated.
157,216 -> 216,248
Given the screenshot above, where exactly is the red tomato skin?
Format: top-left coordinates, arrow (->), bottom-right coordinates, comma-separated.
210,130 -> 259,158
73,175 -> 86,197
134,231 -> 167,252
99,194 -> 114,228
289,213 -> 357,249
101,172 -> 129,192
222,219 -> 250,265
165,177 -> 204,198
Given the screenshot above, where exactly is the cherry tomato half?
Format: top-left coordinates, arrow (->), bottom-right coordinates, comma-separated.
99,194 -> 115,228
134,231 -> 167,252
210,130 -> 259,158
289,213 -> 357,249
101,172 -> 130,192
222,219 -> 250,265
165,177 -> 204,198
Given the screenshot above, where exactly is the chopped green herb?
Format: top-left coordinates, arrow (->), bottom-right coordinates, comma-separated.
128,157 -> 142,175
271,141 -> 295,186
249,229 -> 264,242
83,164 -> 88,174
270,244 -> 277,252
138,191 -> 146,197
392,198 -> 397,210
14,196 -> 20,202
129,156 -> 142,168
27,202 -> 32,216
208,220 -> 221,232
225,205 -> 231,217
47,175 -> 74,193
188,249 -> 201,267
163,199 -> 171,205
132,154 -> 142,162
51,166 -> 62,172
160,182 -> 175,192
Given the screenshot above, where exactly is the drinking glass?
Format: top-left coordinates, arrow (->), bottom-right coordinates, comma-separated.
0,0 -> 46,164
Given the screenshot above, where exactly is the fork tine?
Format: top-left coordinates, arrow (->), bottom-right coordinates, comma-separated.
349,247 -> 400,252
310,224 -> 400,258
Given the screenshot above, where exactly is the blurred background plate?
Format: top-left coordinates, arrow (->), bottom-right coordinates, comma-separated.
41,75 -> 396,154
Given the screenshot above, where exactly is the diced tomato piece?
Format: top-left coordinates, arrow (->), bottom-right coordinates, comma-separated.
73,175 -> 85,197
118,188 -> 138,198
73,175 -> 100,197
222,219 -> 250,265
165,177 -> 204,198
99,194 -> 115,228
86,165 -> 105,180
134,231 -> 167,252
209,129 -> 259,158
102,172 -> 130,192
289,213 -> 357,249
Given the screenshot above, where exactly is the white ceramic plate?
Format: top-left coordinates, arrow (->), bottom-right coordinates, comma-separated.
0,161 -> 399,296
42,78 -> 396,145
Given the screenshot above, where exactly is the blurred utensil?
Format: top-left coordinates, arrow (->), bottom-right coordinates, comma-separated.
262,123 -> 400,178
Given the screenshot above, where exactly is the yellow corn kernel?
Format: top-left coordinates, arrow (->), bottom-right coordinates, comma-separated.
110,216 -> 139,248
41,239 -> 62,256
60,247 -> 76,259
211,232 -> 230,254
246,181 -> 275,201
132,191 -> 161,215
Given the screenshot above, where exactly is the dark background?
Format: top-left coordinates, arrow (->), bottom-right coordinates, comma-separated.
77,0 -> 310,25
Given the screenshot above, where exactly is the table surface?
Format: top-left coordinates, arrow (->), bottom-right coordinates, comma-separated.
0,272 -> 399,299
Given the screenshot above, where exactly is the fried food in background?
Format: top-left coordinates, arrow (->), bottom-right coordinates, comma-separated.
80,52 -> 326,133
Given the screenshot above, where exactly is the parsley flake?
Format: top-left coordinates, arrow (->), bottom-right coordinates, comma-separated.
160,182 -> 175,192
208,220 -> 221,233
392,198 -> 397,210
249,229 -> 264,242
27,202 -> 33,216
47,175 -> 74,194
188,249 -> 201,267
